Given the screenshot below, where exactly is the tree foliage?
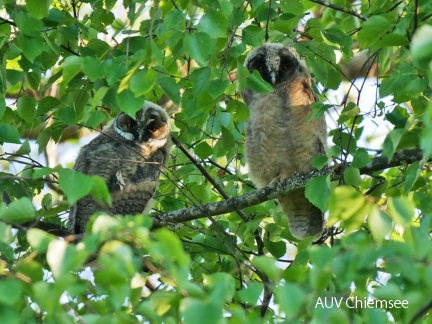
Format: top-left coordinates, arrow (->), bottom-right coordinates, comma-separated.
0,0 -> 432,323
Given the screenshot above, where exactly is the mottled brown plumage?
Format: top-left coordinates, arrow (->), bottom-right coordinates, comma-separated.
242,43 -> 326,240
68,101 -> 170,234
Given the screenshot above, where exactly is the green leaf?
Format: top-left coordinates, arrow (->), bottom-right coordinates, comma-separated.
380,63 -> 427,103
57,168 -> 93,205
308,57 -> 342,90
85,109 -> 107,128
411,24 -> 432,68
17,96 -> 37,123
26,0 -> 50,19
158,77 -> 181,105
403,161 -> 420,194
226,100 -> 249,122
253,256 -> 280,281
337,102 -> 360,124
38,96 -> 61,114
47,239 -> 85,278
15,140 -> 31,155
242,25 -> 265,46
17,34 -> 44,63
0,279 -> 23,306
14,259 -> 44,282
236,282 -> 263,305
90,176 -> 112,206
305,175 -> 330,212
116,89 -> 145,118
275,283 -> 305,319
264,240 -> 286,258
82,56 -> 105,82
181,299 -> 222,324
358,16 -> 392,50
92,215 -> 121,235
15,12 -> 43,37
58,106 -> 75,126
205,272 -> 236,303
89,87 -> 110,111
62,56 -> 82,86
195,141 -> 213,159
381,129 -> 404,160
312,155 -> 329,170
130,68 -> 157,97
351,148 -> 369,168
0,197 -> 35,224
27,228 -> 56,253
321,28 -> 353,55
328,186 -> 369,231
0,123 -> 21,144
197,11 -> 228,39
0,94 -> 5,120
207,79 -> 229,100
184,32 -> 213,65
118,61 -> 143,93
421,123 -> 432,160
387,196 -> 414,228
386,106 -> 409,128
246,70 -> 274,93
343,167 -> 362,187
368,206 -> 392,244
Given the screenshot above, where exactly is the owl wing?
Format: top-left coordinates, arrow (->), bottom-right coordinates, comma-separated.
241,88 -> 254,106
68,138 -> 124,234
70,143 -> 166,234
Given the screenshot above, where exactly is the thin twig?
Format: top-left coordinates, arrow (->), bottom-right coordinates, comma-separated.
410,299 -> 432,324
171,135 -> 250,222
309,0 -> 367,21
265,0 -> 272,42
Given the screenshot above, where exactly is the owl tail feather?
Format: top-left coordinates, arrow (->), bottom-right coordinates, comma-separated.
278,189 -> 323,241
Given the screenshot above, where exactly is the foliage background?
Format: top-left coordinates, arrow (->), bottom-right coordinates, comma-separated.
0,0 -> 432,322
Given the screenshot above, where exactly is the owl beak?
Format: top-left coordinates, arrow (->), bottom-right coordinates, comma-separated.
270,71 -> 276,85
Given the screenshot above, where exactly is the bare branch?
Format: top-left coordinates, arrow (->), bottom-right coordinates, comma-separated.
309,0 -> 367,21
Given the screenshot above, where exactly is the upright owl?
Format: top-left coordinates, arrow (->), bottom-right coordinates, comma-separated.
68,101 -> 171,234
242,43 -> 327,240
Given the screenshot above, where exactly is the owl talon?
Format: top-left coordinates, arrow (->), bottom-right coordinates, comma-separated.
116,171 -> 126,190
269,176 -> 283,186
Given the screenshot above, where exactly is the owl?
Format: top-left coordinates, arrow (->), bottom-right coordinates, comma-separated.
242,43 -> 327,240
68,101 -> 171,234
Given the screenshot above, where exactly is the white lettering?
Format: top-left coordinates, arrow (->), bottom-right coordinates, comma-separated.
334,297 -> 344,308
315,297 -> 324,308
315,297 -> 344,308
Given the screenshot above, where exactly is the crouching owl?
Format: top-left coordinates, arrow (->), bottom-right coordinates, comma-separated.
68,101 -> 171,234
242,43 -> 327,240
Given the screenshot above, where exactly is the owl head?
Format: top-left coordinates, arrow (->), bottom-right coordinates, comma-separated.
244,43 -> 307,86
114,101 -> 170,143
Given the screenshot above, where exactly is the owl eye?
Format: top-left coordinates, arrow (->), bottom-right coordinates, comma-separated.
280,65 -> 288,72
258,65 -> 266,73
127,122 -> 133,129
149,126 -> 157,133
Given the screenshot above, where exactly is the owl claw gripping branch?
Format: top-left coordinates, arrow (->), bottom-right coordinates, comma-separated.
68,101 -> 170,234
242,43 -> 327,241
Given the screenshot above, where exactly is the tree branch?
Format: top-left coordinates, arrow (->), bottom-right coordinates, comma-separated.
151,167 -> 330,228
152,148 -> 424,228
309,0 -> 367,21
6,149 -> 424,235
